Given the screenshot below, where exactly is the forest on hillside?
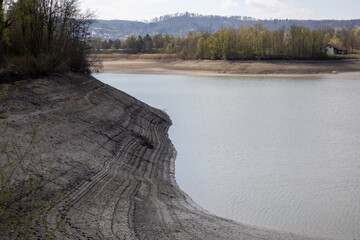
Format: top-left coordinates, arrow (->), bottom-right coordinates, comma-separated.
0,0 -> 94,77
91,13 -> 360,39
92,24 -> 360,60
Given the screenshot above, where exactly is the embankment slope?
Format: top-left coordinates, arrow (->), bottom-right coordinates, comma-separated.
1,73 -> 325,239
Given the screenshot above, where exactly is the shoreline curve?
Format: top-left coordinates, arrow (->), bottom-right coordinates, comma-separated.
1,73 -> 329,239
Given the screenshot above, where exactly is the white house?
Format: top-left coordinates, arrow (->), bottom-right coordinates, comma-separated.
323,43 -> 348,55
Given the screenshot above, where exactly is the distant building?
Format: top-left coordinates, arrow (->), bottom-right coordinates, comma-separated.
323,43 -> 348,55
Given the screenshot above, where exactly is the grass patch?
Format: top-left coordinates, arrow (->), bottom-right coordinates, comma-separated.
327,54 -> 360,59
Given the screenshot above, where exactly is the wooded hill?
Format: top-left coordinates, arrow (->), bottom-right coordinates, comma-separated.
91,12 -> 360,39
92,23 -> 360,60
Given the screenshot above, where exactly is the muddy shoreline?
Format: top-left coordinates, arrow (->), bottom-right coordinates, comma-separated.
1,73 -> 327,239
99,58 -> 360,76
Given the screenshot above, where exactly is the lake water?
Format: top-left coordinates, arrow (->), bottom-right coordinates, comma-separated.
95,73 -> 360,240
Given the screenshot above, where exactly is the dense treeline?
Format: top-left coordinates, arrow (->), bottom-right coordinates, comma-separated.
91,38 -> 122,51
0,0 -> 94,76
94,24 -> 360,60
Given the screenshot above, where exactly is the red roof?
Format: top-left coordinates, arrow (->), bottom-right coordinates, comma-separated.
327,43 -> 348,51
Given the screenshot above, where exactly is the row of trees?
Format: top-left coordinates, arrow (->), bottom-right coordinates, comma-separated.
91,33 -> 171,54
91,38 -> 121,51
95,24 -> 360,59
1,0 -> 94,76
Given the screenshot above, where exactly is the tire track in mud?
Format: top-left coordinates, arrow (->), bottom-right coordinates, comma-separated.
35,74 -> 325,240
46,105 -> 142,239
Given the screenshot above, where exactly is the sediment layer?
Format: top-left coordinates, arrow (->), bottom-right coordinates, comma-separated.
1,74 -> 323,239
100,58 -> 360,76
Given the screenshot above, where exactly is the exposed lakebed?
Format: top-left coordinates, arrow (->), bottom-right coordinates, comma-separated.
96,73 -> 360,240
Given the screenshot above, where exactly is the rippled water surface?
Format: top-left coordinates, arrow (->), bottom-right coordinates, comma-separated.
96,73 -> 360,240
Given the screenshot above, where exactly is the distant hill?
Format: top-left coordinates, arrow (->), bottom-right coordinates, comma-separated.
90,12 -> 360,39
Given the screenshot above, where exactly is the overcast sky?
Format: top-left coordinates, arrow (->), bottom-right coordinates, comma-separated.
79,0 -> 360,21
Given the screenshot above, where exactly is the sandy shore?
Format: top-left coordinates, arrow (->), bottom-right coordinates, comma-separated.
100,58 -> 360,76
1,74 -> 328,239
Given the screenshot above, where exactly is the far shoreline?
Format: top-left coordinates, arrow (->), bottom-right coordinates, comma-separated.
96,55 -> 360,77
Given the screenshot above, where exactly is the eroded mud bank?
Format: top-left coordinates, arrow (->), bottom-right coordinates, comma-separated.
1,73 -> 324,239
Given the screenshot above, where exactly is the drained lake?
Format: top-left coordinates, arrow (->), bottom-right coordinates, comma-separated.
96,73 -> 360,240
